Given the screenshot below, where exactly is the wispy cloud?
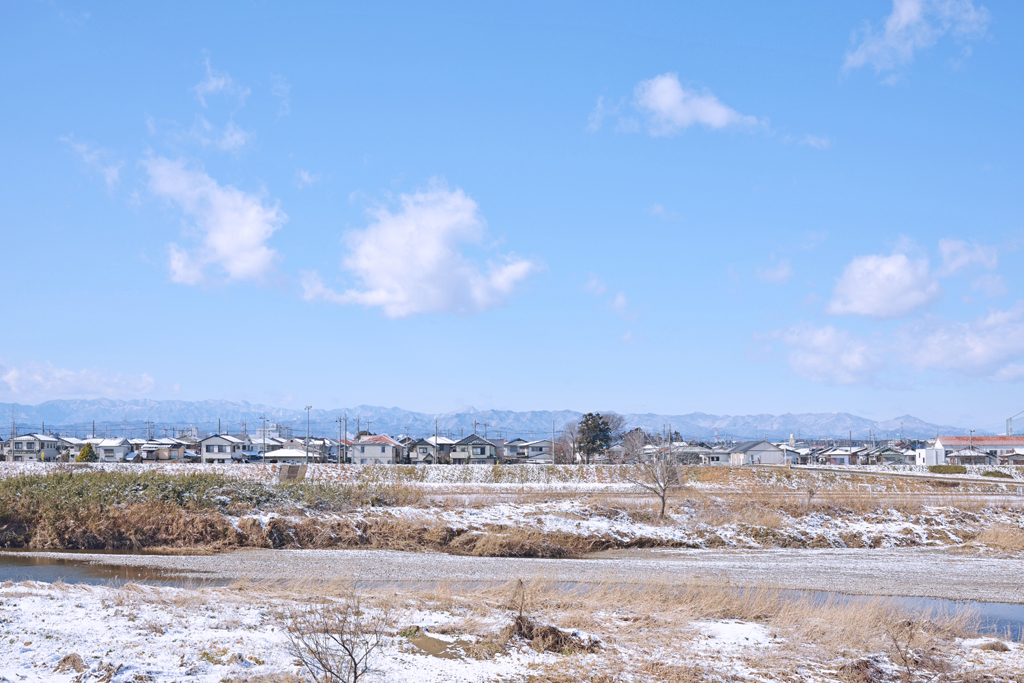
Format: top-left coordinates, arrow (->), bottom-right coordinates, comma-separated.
844,0 -> 990,75
972,273 -> 1006,297
586,96 -> 606,133
777,323 -> 884,385
633,73 -> 759,136
649,204 -> 685,222
303,182 -> 537,318
799,134 -> 831,150
937,237 -> 997,275
193,57 -> 250,107
142,157 -> 286,285
0,360 -> 155,403
756,259 -> 793,283
295,169 -> 321,189
60,136 -> 123,190
271,74 -> 291,117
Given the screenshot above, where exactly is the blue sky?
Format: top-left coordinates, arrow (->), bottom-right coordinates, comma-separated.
1,1 -> 1022,430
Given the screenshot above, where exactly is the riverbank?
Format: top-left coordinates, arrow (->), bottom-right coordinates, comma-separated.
0,572 -> 1021,682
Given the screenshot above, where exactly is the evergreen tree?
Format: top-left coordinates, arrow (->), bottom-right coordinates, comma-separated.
577,412 -> 612,464
75,443 -> 98,463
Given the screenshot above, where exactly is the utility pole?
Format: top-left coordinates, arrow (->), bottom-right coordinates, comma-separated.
473,420 -> 478,435
342,413 -> 350,466
305,406 -> 312,466
344,413 -> 348,464
261,412 -> 267,462
434,419 -> 439,464
218,418 -> 221,434
970,429 -> 974,450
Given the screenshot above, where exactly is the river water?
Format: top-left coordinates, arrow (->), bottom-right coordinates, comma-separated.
1,549 -> 1020,641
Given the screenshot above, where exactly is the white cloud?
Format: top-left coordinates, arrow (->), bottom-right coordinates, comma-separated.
800,134 -> 832,150
0,361 -> 155,403
972,273 -> 1007,297
827,252 -> 939,318
621,330 -> 636,345
271,74 -> 291,117
779,323 -> 883,385
183,116 -> 253,151
61,136 -> 123,190
583,273 -> 607,295
217,121 -> 253,151
899,304 -> 1024,377
633,73 -> 758,136
586,96 -> 606,133
937,237 -> 997,275
295,169 -> 321,189
649,204 -> 685,222
756,259 -> 793,283
610,292 -> 628,314
142,157 -> 286,285
844,0 -> 990,74
193,58 -> 250,107
303,183 -> 537,318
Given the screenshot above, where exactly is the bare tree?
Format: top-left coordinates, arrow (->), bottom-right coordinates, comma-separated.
603,413 -> 626,440
554,421 -> 579,464
627,460 -> 687,518
287,592 -> 391,683
621,428 -> 646,464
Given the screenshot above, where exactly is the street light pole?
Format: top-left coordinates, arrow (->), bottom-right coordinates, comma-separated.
305,406 -> 312,466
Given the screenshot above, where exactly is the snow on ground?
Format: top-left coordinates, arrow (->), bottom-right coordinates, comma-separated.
1,461 -> 1020,494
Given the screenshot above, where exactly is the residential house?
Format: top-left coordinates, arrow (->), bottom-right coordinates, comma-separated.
934,436 -> 1024,464
84,437 -> 133,462
199,434 -> 250,464
503,438 -> 527,461
946,447 -> 997,466
452,434 -> 498,464
407,438 -> 438,464
725,440 -> 785,466
351,435 -> 402,465
427,435 -> 456,463
7,434 -> 61,461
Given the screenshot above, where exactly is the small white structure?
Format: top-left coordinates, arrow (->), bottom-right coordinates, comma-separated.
725,440 -> 786,466
87,437 -> 132,462
915,448 -> 946,466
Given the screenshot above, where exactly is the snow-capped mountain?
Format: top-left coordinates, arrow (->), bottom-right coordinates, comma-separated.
0,399 -> 970,440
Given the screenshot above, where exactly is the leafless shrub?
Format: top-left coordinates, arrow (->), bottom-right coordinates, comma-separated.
286,593 -> 390,683
627,461 -> 686,517
885,619 -> 950,683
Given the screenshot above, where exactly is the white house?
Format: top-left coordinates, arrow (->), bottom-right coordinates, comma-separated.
352,435 -> 403,465
7,434 -> 60,461
199,434 -> 250,464
725,440 -> 786,466
86,437 -> 133,462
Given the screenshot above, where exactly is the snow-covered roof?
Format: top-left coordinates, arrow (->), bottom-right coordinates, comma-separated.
12,434 -> 58,442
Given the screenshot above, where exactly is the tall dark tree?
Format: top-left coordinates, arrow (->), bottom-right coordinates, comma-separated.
577,412 -> 612,464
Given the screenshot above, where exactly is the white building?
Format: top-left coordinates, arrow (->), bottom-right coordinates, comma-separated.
199,434 -> 251,464
351,435 -> 402,465
725,440 -> 786,466
86,437 -> 133,462
7,434 -> 60,461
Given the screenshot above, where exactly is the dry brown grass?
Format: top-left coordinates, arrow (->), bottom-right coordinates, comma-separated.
972,524 -> 1024,552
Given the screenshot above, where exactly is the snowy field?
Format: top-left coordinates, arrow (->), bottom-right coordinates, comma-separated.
0,461 -> 1021,495
1,578 -> 1022,683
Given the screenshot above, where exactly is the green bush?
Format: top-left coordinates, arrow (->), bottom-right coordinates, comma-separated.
74,443 -> 98,462
927,465 -> 966,475
982,470 -> 1012,478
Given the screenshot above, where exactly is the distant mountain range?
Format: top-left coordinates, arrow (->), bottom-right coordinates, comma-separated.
0,398 -> 972,441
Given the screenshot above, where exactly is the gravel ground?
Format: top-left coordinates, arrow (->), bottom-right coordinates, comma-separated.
7,547 -> 1024,604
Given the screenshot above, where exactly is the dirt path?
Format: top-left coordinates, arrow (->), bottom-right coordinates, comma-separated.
11,547 -> 1024,604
